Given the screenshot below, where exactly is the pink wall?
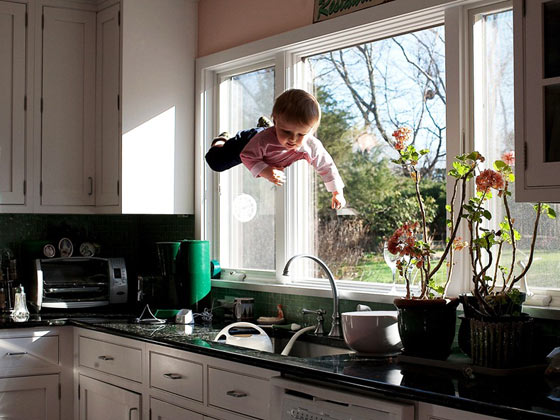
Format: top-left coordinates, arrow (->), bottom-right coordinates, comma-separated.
197,0 -> 315,57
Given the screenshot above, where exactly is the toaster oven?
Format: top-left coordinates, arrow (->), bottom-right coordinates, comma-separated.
31,257 -> 128,310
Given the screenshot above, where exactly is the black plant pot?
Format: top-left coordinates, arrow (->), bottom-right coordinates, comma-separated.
458,293 -> 529,361
394,298 -> 459,360
470,315 -> 534,368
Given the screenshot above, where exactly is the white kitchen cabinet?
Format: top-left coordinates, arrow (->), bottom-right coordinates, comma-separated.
0,375 -> 60,420
0,327 -> 74,420
150,398 -> 203,420
208,367 -> 271,419
0,1 -> 27,206
79,374 -> 142,420
96,3 -> 121,208
514,0 -> 560,202
40,6 -> 96,207
417,402 -> 504,420
120,0 -> 196,214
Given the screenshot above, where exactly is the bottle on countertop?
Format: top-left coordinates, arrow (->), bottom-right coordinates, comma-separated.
11,284 -> 29,322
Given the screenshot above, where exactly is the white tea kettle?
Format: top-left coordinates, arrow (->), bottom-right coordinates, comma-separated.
214,322 -> 273,352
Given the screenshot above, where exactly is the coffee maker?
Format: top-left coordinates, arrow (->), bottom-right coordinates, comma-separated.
148,241 -> 211,310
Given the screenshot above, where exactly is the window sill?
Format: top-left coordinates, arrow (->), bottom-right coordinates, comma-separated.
211,279 -> 560,320
212,278 -> 407,305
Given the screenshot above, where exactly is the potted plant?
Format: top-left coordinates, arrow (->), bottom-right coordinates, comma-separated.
387,128 -> 484,360
457,151 -> 556,368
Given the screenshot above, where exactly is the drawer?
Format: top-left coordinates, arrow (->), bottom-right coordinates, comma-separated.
0,335 -> 58,371
150,397 -> 203,420
208,367 -> 269,419
79,336 -> 142,382
150,351 -> 203,401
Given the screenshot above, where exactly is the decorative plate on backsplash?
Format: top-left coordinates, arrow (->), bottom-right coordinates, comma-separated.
58,238 -> 73,257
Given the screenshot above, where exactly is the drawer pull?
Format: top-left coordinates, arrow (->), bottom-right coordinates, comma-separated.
6,352 -> 28,356
163,373 -> 182,380
226,390 -> 248,398
98,355 -> 114,361
128,407 -> 138,420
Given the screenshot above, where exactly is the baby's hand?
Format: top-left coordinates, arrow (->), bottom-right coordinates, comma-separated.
331,191 -> 346,210
260,166 -> 286,186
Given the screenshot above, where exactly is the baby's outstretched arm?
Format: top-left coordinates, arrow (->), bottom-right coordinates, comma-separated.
331,191 -> 346,210
259,166 -> 286,186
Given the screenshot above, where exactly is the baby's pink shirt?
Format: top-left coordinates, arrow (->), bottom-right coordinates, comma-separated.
240,127 -> 344,193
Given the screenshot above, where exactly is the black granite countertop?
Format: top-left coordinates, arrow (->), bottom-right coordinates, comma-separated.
4,315 -> 560,419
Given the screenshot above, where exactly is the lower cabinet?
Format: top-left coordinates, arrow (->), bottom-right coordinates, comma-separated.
150,398 -> 203,420
0,327 -> 73,420
0,374 -> 60,420
417,402 -> 504,420
79,375 -> 141,420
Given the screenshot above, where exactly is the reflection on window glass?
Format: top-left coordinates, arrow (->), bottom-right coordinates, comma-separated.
219,68 -> 275,271
307,26 -> 446,286
473,9 -> 560,289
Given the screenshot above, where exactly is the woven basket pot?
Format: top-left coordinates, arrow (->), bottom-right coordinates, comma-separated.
470,316 -> 534,369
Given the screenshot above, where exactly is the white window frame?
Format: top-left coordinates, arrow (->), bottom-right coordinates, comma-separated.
194,0 -> 560,314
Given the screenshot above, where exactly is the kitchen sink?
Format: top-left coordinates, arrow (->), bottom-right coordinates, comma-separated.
272,336 -> 353,358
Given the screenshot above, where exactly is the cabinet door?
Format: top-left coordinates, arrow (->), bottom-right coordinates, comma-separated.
150,398 -> 203,420
79,375 -> 141,420
515,0 -> 560,200
41,7 -> 96,206
0,1 -> 26,205
96,4 -> 121,207
0,374 -> 60,420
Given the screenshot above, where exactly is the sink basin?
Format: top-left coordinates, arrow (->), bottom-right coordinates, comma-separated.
272,336 -> 353,358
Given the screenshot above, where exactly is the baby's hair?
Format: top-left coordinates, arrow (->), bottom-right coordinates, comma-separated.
272,89 -> 321,127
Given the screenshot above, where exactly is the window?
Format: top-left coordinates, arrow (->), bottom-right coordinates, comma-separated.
305,25 -> 446,288
199,0 -> 560,305
216,67 -> 276,272
471,4 -> 560,300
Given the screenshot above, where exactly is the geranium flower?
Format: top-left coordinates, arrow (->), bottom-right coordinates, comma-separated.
387,222 -> 423,262
501,151 -> 515,166
476,169 -> 505,193
392,127 -> 412,151
452,237 -> 468,251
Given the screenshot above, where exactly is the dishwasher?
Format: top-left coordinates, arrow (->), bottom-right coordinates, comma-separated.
270,377 -> 414,420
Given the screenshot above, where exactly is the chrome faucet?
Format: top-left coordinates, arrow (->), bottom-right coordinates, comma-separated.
282,254 -> 342,338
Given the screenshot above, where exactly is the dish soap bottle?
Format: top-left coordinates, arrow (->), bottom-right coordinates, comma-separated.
11,284 -> 29,322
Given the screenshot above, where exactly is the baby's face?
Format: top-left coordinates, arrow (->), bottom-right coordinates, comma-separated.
273,115 -> 317,151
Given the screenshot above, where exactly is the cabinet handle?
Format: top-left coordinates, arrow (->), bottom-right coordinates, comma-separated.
88,176 -> 93,196
226,390 -> 248,398
163,373 -> 182,380
128,407 -> 138,420
98,355 -> 114,361
6,352 -> 27,356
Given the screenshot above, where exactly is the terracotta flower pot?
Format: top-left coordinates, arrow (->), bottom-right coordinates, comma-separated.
393,297 -> 459,360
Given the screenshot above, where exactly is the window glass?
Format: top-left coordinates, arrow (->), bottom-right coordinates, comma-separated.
218,68 -> 276,271
472,9 -> 560,290
305,26 -> 446,287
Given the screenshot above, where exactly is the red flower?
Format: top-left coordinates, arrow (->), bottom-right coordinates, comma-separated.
392,127 -> 412,151
387,222 -> 423,263
501,151 -> 515,166
476,169 -> 505,193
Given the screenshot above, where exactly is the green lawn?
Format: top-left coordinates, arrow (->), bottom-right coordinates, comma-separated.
337,250 -> 560,290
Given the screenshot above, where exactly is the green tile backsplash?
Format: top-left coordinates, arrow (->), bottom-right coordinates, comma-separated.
211,287 -> 394,329
0,213 -> 194,295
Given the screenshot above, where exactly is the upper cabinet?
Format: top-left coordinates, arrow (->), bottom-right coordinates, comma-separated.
0,0 -> 196,214
0,2 -> 26,206
120,0 -> 196,214
514,0 -> 560,202
40,7 -> 96,206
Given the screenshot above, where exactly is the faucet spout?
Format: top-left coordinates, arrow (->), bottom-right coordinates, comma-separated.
282,254 -> 342,338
